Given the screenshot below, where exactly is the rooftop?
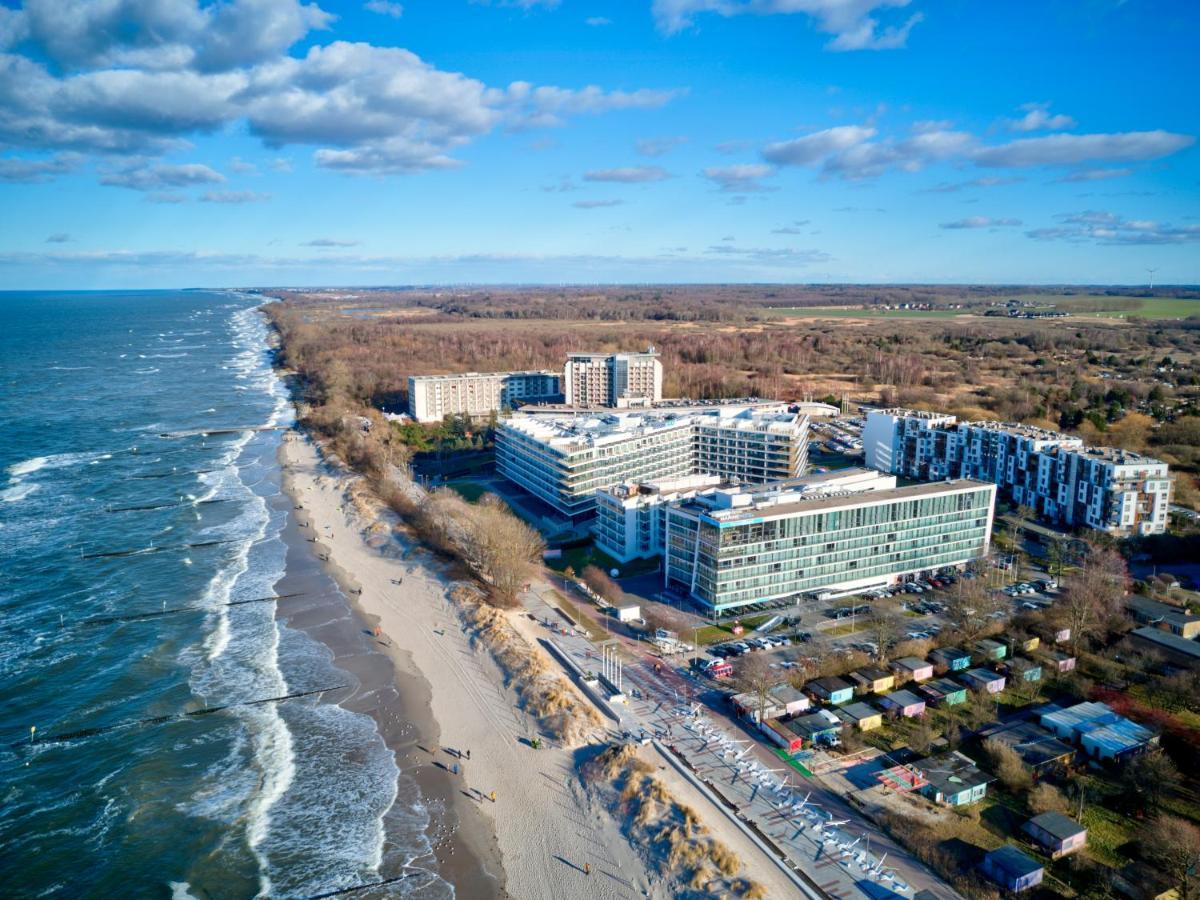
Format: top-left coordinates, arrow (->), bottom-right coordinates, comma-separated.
917,750 -> 992,794
1131,626 -> 1200,659
682,476 -> 994,524
1128,596 -> 1200,626
410,369 -> 557,382
1026,812 -> 1086,842
882,689 -> 925,707
836,702 -> 881,723
981,721 -> 1074,768
985,845 -> 1043,879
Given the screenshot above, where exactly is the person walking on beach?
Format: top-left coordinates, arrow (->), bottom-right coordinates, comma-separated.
584,863 -> 591,876
466,749 -> 470,760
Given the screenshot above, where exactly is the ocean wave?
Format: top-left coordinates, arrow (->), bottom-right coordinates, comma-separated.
6,450 -> 112,480
0,483 -> 39,503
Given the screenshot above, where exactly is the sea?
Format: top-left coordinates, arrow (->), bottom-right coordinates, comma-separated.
0,291 -> 449,898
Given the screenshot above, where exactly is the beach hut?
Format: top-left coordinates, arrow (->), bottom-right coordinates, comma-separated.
1006,656 -> 1043,683
760,717 -> 804,752
959,667 -> 1006,694
834,701 -> 883,732
981,846 -> 1044,893
879,689 -> 926,718
890,656 -> 934,683
929,647 -> 971,673
1005,634 -> 1041,655
784,710 -> 843,748
1024,812 -> 1087,859
805,676 -> 855,705
767,683 -> 811,717
916,751 -> 993,807
1041,649 -> 1076,673
974,639 -> 1007,662
918,678 -> 968,707
848,666 -> 894,695
730,691 -> 784,723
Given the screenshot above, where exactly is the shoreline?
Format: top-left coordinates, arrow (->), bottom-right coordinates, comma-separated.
274,433 -> 508,898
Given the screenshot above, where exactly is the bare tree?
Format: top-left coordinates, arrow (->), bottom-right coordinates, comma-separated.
735,653 -> 776,724
1140,816 -> 1200,899
470,499 -> 546,607
581,564 -> 623,604
1057,543 -> 1129,654
1027,782 -> 1070,816
943,578 -> 1006,643
984,738 -> 1032,793
866,604 -> 902,664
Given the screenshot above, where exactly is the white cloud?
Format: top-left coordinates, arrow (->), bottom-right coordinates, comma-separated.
1053,167 -> 1133,183
100,162 -> 225,191
1005,102 -> 1076,133
583,165 -> 671,183
0,152 -> 83,183
0,9 -> 678,179
921,175 -> 1024,193
636,135 -> 688,156
972,131 -> 1194,167
940,216 -> 1022,229
45,232 -> 71,243
229,156 -> 257,174
200,190 -> 271,203
762,121 -> 1194,179
652,0 -> 924,51
303,237 -> 359,247
573,198 -> 624,208
1026,211 -> 1200,245
702,243 -> 832,265
585,16 -> 611,26
771,221 -> 811,234
701,163 -> 775,192
365,0 -> 404,18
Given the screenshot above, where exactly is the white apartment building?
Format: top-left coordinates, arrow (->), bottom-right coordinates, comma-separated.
563,348 -> 663,408
662,473 -> 996,616
407,370 -> 560,423
494,403 -> 809,519
862,409 -> 1171,536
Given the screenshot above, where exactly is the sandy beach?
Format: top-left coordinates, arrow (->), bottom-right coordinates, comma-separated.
279,430 -> 664,899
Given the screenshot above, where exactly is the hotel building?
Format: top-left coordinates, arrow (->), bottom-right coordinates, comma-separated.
494,403 -> 808,520
862,409 -> 1171,536
406,370 -> 560,423
662,473 -> 996,616
563,348 -> 663,408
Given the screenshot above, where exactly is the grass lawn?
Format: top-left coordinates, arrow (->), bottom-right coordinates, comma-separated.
545,542 -> 659,578
1079,802 -> 1135,868
762,305 -> 972,320
824,621 -> 869,637
444,479 -> 489,502
694,613 -> 774,645
1019,294 -> 1200,319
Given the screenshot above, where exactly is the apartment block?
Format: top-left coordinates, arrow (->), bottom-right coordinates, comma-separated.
663,475 -> 996,616
862,409 -> 1171,536
494,403 -> 808,520
407,370 -> 560,423
563,348 -> 663,408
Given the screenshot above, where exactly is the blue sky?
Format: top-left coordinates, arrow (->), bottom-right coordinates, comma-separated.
0,0 -> 1197,288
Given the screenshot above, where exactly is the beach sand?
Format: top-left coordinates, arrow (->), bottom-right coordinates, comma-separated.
279,431 -> 661,899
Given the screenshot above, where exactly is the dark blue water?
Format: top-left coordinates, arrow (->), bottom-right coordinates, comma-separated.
0,292 -> 438,898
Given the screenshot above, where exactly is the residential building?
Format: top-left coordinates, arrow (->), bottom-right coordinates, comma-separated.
593,475 -> 722,562
562,348 -> 662,408
805,677 -> 855,706
768,683 -> 811,717
663,476 -> 996,616
731,692 -> 785,723
862,409 -> 1172,536
1127,596 -> 1200,638
495,403 -> 808,520
406,370 -> 559,423
1039,701 -> 1159,761
918,678 -> 968,707
1005,634 -> 1041,655
1024,812 -> 1087,859
1129,626 -> 1200,670
981,846 -> 1044,893
879,689 -> 926,718
849,666 -> 895,695
917,751 -> 993,806
891,657 -> 934,683
834,702 -> 884,732
960,668 -> 1006,694
929,647 -> 972,673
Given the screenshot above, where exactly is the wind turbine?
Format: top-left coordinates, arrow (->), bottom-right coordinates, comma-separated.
1147,267 -> 1158,290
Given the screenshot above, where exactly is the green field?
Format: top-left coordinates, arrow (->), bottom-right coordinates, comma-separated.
1015,294 -> 1200,319
761,305 -> 971,319
444,479 -> 489,502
